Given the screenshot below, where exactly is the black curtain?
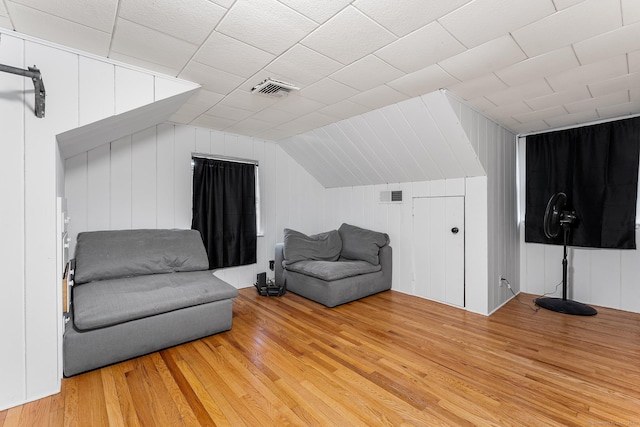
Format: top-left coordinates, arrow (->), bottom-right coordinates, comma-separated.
192,158 -> 257,269
525,116 -> 640,249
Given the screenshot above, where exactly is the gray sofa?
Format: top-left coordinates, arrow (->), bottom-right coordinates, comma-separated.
63,229 -> 238,377
275,223 -> 392,307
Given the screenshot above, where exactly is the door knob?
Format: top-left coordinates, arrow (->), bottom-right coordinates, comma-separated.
451,227 -> 459,234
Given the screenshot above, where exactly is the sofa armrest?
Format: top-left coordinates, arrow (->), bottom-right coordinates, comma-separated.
379,245 -> 392,281
275,243 -> 285,287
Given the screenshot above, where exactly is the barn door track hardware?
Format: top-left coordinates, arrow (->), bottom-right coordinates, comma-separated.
0,64 -> 46,118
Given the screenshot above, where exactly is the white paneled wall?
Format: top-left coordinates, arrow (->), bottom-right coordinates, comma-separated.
518,139 -> 640,314
64,124 -> 326,289
447,93 -> 519,314
0,29 -> 199,411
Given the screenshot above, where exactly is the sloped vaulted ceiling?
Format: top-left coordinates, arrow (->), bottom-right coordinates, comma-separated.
279,89 -> 485,188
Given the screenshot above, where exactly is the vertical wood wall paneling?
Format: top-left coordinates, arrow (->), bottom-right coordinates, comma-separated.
156,124 -> 175,229
87,145 -> 110,231
0,33 -> 27,409
131,127 -> 157,229
24,41 -> 79,401
114,67 -> 154,114
78,57 -> 114,126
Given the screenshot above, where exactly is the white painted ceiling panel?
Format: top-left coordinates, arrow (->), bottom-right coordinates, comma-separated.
301,6 -> 395,65
3,0 -> 640,160
353,0 -> 470,37
375,22 -> 465,74
512,0 -> 621,57
438,0 -> 555,49
118,0 -> 225,45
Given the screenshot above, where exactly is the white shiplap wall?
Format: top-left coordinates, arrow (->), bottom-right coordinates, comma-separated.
0,29 -> 199,411
447,94 -> 519,314
518,137 -> 640,314
64,124 -> 326,288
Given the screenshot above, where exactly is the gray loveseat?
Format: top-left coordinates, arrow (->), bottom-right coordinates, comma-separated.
63,229 -> 238,376
275,223 -> 392,307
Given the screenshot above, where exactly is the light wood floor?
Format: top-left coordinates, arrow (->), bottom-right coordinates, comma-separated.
2,288 -> 640,426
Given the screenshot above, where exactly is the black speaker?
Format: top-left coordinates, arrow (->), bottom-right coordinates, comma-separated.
257,272 -> 266,288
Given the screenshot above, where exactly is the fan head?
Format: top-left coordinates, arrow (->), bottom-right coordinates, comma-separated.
543,192 -> 567,239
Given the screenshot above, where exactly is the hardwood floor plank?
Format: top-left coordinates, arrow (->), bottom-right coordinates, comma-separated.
2,289 -> 640,426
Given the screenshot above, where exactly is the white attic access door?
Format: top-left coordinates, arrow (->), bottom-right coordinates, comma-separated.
413,196 -> 465,307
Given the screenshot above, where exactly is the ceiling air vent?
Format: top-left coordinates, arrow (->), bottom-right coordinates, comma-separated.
251,78 -> 300,98
380,190 -> 403,203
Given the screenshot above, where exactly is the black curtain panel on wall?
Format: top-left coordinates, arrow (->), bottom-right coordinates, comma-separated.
192,157 -> 257,269
525,116 -> 640,249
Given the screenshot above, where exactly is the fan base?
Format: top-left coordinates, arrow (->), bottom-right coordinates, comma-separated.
535,297 -> 597,316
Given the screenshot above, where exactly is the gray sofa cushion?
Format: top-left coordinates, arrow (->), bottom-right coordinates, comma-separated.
74,229 -> 209,284
338,223 -> 389,265
72,270 -> 238,330
285,259 -> 381,281
283,228 -> 342,264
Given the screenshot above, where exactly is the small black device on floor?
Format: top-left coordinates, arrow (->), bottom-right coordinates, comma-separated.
255,272 -> 285,296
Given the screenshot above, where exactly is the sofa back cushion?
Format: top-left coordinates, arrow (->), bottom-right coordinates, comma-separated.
338,223 -> 389,265
283,228 -> 342,264
74,229 -> 209,285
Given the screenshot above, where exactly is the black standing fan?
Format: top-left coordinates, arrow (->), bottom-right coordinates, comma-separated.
535,192 -> 597,316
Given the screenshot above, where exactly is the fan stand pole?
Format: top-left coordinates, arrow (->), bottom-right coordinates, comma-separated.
535,224 -> 597,316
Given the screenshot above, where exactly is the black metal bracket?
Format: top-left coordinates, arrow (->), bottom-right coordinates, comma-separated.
0,64 -> 46,118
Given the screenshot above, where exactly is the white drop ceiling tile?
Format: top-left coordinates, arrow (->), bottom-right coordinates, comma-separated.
438,0 -> 555,49
350,85 -> 409,109
209,0 -> 234,8
111,19 -> 198,71
218,89 -> 280,112
0,17 -> 11,28
190,114 -> 236,130
108,51 -> 181,76
330,55 -> 404,91
319,99 -> 372,119
9,0 -> 117,32
7,3 -> 111,55
265,44 -> 342,86
597,100 -> 640,119
544,110 -> 599,128
250,107 -> 297,125
217,0 -> 317,55
179,61 -> 245,94
438,35 -> 527,81
484,101 -> 533,120
277,113 -> 335,135
0,2 -> 8,15
446,73 -> 508,101
375,22 -> 465,74
511,120 -> 551,134
225,117 -> 274,135
525,86 -> 591,111
185,89 -> 225,109
589,72 -> 640,97
299,78 -> 360,105
564,91 -> 630,114
466,97 -> 498,113
512,0 -> 622,57
353,0 -> 470,37
513,105 -> 567,123
494,47 -> 579,86
194,32 -> 275,78
253,127 -> 293,142
204,104 -> 254,121
118,0 -> 225,45
301,6 -> 396,65
278,0 -> 351,23
486,80 -> 553,106
622,0 -> 640,24
552,0 -> 587,10
170,103 -> 210,123
574,21 -> 640,65
387,65 -> 460,98
546,55 -> 628,91
271,95 -> 326,115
